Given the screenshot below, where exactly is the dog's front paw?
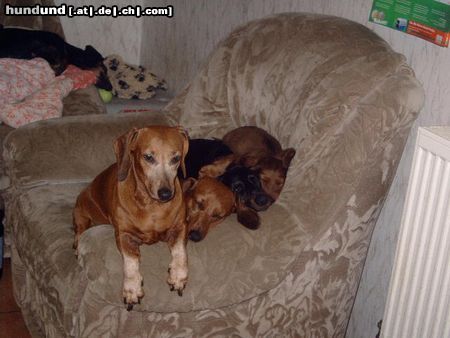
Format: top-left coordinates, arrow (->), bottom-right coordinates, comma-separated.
237,208 -> 260,230
167,266 -> 188,296
123,275 -> 144,311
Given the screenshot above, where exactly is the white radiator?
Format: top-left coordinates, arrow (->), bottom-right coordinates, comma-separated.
382,127 -> 450,338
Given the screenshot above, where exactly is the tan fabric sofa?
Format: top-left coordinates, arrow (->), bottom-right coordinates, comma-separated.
3,13 -> 424,337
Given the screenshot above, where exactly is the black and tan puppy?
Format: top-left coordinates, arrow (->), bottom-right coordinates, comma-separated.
216,164 -> 269,230
223,126 -> 296,204
185,138 -> 270,230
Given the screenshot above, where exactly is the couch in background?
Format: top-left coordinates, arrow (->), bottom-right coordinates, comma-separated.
0,0 -> 106,255
3,13 -> 424,337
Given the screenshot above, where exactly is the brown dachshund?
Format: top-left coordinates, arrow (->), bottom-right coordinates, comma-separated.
73,125 -> 189,310
222,126 -> 296,205
182,177 -> 235,242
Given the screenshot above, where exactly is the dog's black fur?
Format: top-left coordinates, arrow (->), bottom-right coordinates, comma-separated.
181,138 -> 271,230
0,26 -> 112,90
182,138 -> 232,179
217,164 -> 272,212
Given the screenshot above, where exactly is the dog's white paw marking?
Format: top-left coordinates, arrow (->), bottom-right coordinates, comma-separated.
167,263 -> 188,296
123,275 -> 144,308
167,241 -> 188,296
122,254 -> 144,310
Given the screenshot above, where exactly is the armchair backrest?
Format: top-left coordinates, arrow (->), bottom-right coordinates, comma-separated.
166,12 -> 424,236
165,14 -> 424,334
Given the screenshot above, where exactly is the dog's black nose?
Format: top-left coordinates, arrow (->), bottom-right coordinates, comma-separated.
188,230 -> 203,242
157,188 -> 173,201
255,194 -> 269,207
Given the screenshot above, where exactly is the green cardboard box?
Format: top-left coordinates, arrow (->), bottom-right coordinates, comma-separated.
369,0 -> 450,47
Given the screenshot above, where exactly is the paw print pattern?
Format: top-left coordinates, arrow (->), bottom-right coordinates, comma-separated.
108,58 -> 119,71
103,54 -> 167,99
135,73 -> 145,82
118,80 -> 129,90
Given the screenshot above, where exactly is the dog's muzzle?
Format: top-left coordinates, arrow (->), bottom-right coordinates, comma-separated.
188,230 -> 203,242
157,187 -> 173,202
249,193 -> 273,211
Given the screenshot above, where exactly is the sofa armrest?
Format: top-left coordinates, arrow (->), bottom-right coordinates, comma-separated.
3,111 -> 171,189
62,85 -> 107,117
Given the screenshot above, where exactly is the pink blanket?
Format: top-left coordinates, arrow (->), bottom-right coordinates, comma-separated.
0,58 -> 97,128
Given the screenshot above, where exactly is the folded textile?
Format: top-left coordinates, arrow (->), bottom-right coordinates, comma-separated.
0,58 -> 55,105
62,64 -> 98,90
0,58 -> 96,128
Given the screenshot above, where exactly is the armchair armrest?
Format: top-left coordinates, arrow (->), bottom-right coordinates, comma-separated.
62,85 -> 107,117
3,111 -> 171,189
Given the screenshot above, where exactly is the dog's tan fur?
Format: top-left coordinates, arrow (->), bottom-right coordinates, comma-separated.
73,125 -> 189,310
182,177 -> 235,241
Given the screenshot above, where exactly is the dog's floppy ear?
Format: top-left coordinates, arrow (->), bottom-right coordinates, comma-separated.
235,200 -> 260,230
85,45 -> 104,63
176,126 -> 189,178
182,177 -> 197,193
199,154 -> 236,178
114,128 -> 140,181
281,148 -> 296,168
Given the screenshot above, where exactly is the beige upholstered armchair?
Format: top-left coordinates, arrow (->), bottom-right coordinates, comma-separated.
3,13 -> 423,337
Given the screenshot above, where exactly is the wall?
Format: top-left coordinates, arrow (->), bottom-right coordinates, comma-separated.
141,0 -> 391,95
55,0 -> 143,65
141,1 -> 450,337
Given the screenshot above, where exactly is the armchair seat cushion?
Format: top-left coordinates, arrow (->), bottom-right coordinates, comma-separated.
11,181 -> 305,320
79,202 -> 305,312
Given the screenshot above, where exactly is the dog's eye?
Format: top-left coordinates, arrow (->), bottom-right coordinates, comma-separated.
211,213 -> 222,220
232,181 -> 245,193
248,174 -> 259,184
143,154 -> 156,164
170,155 -> 181,165
197,200 -> 205,210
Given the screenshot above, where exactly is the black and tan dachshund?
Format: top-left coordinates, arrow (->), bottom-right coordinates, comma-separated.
0,25 -> 112,90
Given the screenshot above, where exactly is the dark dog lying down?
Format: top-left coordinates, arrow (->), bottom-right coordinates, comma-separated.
182,139 -> 272,239
223,126 -> 296,204
186,126 -> 296,238
0,26 -> 112,90
185,139 -> 271,210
